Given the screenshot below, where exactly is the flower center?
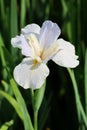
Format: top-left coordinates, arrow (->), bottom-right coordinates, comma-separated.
33,56 -> 42,65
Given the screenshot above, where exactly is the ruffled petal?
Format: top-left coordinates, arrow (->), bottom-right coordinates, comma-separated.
52,39 -> 79,68
13,58 -> 49,89
21,23 -> 40,35
11,34 -> 33,57
39,20 -> 61,50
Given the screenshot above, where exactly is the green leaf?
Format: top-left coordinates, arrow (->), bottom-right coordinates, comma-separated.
0,120 -> 14,130
10,0 -> 18,62
67,68 -> 87,127
0,0 -> 5,22
20,0 -> 26,27
1,80 -> 9,92
10,78 -> 34,130
0,34 -> 14,79
0,35 -> 6,67
0,35 -> 9,79
84,49 -> 87,115
26,0 -> 30,9
0,90 -> 23,121
0,34 -> 4,47
0,34 -> 12,67
33,81 -> 46,111
10,0 -> 18,37
61,0 -> 68,18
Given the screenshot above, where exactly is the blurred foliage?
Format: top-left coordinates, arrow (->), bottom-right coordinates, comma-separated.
0,0 -> 87,130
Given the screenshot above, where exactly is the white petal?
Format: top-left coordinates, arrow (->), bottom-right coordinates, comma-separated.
13,58 -> 49,89
21,23 -> 40,35
56,38 -> 76,55
39,20 -> 61,50
52,39 -> 79,68
11,34 -> 33,57
27,34 -> 40,57
41,41 -> 58,63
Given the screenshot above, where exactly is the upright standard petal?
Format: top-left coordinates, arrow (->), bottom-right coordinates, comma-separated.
11,34 -> 33,57
52,39 -> 79,68
41,41 -> 59,63
13,58 -> 49,89
39,20 -> 61,50
27,34 -> 40,57
21,23 -> 40,35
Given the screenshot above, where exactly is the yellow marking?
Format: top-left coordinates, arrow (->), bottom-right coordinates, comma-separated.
33,57 -> 42,67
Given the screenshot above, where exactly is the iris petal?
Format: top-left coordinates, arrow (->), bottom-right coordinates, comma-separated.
11,34 -> 33,57
52,39 -> 79,68
39,20 -> 61,50
21,23 -> 40,35
13,58 -> 49,89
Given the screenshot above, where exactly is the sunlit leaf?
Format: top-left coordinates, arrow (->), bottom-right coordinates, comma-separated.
0,120 -> 14,130
10,78 -> 34,130
0,90 -> 23,121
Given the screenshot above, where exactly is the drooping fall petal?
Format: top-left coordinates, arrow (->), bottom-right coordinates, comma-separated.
52,39 -> 79,68
13,58 -> 49,89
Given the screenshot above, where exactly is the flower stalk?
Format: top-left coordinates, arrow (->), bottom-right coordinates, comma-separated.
34,110 -> 38,130
31,82 -> 46,130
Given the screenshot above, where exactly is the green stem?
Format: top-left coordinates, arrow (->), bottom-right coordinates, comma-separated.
30,89 -> 38,130
34,110 -> 38,130
67,68 -> 87,127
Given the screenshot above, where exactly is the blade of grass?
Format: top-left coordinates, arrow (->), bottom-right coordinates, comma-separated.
10,78 -> 34,130
0,34 -> 14,79
10,0 -> 18,37
0,35 -> 13,65
0,32 -> 33,130
61,0 -> 68,18
0,35 -> 6,67
76,0 -> 81,46
26,0 -> 30,9
20,0 -> 26,27
10,0 -> 18,62
1,80 -> 9,92
0,120 -> 14,130
0,35 -> 9,79
67,68 -> 87,128
0,0 -> 5,21
0,90 -> 23,121
84,49 -> 87,115
69,0 -> 76,43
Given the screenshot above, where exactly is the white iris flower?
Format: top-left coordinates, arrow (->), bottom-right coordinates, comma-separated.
11,20 -> 79,89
